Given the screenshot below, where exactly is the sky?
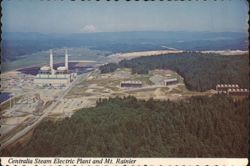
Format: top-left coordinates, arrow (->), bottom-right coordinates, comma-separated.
2,0 -> 249,33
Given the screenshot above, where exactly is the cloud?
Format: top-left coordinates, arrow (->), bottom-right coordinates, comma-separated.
80,25 -> 97,33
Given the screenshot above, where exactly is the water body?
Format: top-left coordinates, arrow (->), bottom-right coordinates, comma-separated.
2,47 -> 109,72
0,92 -> 12,103
17,62 -> 95,75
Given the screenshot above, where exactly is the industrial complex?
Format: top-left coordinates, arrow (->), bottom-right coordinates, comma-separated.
216,84 -> 249,100
216,84 -> 240,94
34,50 -> 77,87
1,48 -> 248,153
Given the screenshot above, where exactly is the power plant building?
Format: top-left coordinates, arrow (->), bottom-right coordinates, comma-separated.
227,88 -> 249,96
164,78 -> 178,86
216,84 -> 239,94
120,80 -> 142,88
216,84 -> 248,100
34,49 -> 77,87
227,88 -> 249,101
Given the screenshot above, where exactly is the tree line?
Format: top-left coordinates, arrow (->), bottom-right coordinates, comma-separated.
2,95 -> 248,157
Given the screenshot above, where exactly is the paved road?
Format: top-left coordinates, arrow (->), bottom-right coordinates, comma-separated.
0,73 -> 87,150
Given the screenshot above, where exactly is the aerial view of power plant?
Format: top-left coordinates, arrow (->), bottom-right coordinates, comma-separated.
34,49 -> 77,87
0,0 -> 249,162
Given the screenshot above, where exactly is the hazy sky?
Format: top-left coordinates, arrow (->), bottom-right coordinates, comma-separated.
2,0 -> 249,33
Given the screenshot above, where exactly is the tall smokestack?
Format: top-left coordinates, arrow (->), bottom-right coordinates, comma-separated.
50,50 -> 55,74
65,49 -> 68,70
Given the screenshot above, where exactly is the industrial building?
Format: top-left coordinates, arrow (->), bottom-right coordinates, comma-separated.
164,78 -> 178,86
227,88 -> 249,96
215,84 -> 249,100
34,49 -> 77,87
120,80 -> 142,88
227,88 -> 249,101
216,84 -> 239,94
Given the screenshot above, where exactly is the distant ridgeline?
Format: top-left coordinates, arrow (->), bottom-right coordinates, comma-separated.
3,96 -> 248,157
99,52 -> 249,91
2,31 -> 247,62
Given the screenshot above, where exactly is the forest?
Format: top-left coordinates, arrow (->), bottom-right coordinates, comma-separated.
100,52 -> 249,91
3,95 -> 248,157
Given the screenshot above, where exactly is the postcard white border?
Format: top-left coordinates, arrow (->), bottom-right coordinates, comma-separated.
0,157 -> 248,166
